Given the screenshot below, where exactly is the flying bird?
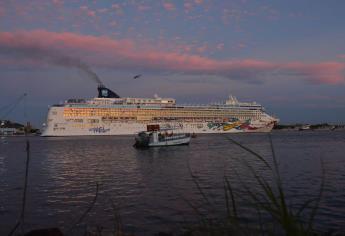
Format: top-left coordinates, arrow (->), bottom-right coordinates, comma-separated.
133,74 -> 142,79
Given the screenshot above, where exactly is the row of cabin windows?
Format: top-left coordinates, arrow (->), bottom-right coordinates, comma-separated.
65,108 -> 259,113
65,114 -> 258,120
64,111 -> 260,118
65,116 -> 255,123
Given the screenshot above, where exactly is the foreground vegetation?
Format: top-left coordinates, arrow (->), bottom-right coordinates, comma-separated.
180,134 -> 325,236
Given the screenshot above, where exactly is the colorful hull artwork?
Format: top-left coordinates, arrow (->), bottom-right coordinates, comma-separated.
207,120 -> 259,132
223,121 -> 242,131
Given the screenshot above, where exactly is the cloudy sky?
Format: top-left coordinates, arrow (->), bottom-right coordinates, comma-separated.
0,0 -> 344,126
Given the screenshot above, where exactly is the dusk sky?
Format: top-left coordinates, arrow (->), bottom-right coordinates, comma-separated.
0,0 -> 345,126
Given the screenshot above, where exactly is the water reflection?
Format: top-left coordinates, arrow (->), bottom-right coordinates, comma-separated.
0,131 -> 344,235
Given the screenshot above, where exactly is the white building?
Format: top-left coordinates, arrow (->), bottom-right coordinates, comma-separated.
0,128 -> 17,136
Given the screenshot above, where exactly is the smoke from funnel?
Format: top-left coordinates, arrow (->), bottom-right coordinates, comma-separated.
0,44 -> 103,84
52,54 -> 103,84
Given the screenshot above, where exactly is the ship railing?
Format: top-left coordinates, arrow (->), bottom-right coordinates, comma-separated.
52,104 -> 64,107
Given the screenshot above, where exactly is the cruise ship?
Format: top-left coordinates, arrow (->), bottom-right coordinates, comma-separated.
42,85 -> 278,136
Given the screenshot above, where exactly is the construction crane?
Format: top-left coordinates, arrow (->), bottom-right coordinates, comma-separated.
0,93 -> 27,126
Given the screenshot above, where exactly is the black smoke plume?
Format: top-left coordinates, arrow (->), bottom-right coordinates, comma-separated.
0,44 -> 103,84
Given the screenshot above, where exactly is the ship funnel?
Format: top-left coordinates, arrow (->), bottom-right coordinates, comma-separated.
97,84 -> 120,98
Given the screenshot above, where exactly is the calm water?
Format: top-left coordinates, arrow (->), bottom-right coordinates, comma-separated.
0,131 -> 345,235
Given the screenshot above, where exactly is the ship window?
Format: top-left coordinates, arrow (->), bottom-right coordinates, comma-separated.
87,119 -> 99,123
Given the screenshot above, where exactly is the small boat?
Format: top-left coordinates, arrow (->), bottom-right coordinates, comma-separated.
298,124 -> 311,131
134,125 -> 191,148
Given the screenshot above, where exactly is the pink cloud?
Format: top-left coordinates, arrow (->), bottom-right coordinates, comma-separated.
0,30 -> 344,85
0,58 -> 44,67
163,2 -> 176,11
109,21 -> 117,27
194,0 -> 203,4
232,42 -> 246,50
79,5 -> 96,17
137,5 -> 151,11
283,62 -> 345,84
0,5 -> 4,17
111,4 -> 123,15
97,8 -> 108,13
196,44 -> 208,53
260,5 -> 280,20
216,43 -> 224,50
337,54 -> 345,59
111,4 -> 121,9
52,0 -> 63,7
13,3 -> 31,16
184,2 -> 193,12
87,10 -> 96,17
238,43 -> 246,48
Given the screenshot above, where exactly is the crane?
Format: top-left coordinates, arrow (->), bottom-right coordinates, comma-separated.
0,93 -> 27,126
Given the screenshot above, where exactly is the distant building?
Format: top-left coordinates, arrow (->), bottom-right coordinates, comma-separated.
0,128 -> 17,136
0,120 -> 39,135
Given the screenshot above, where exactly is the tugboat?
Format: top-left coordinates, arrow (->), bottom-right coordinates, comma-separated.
134,125 -> 191,148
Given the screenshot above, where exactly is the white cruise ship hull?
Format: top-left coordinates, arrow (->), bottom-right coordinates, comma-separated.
42,108 -> 275,136
42,123 -> 274,136
42,86 -> 278,137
